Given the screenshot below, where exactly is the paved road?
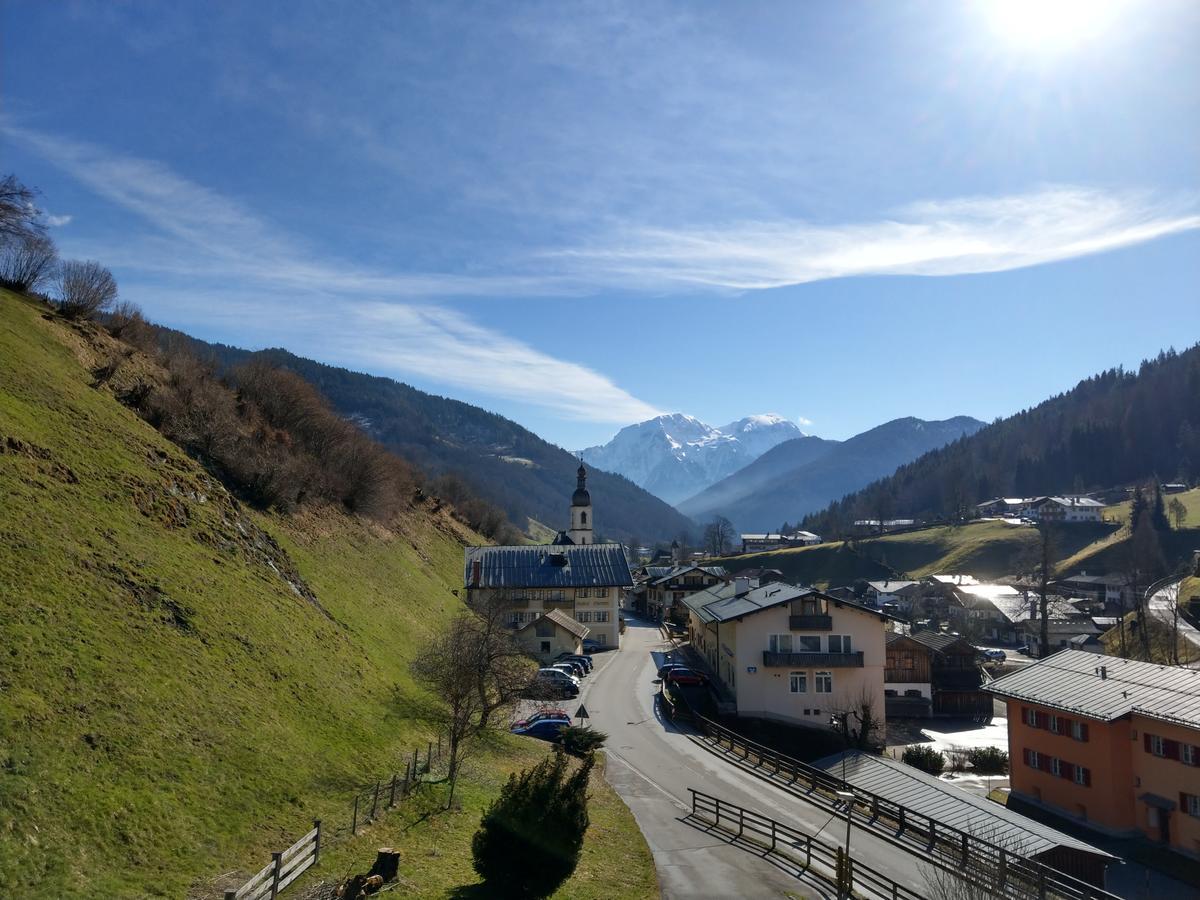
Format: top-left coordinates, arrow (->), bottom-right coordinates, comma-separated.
1147,579 -> 1200,662
584,616 -> 933,899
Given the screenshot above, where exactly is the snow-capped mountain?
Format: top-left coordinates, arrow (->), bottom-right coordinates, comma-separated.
579,413 -> 803,505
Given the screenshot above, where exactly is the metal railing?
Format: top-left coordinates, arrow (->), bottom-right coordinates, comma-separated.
689,712 -> 1119,900
688,788 -> 925,900
762,650 -> 864,667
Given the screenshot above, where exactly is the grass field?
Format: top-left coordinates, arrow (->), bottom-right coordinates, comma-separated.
1103,487 -> 1200,527
0,290 -> 655,897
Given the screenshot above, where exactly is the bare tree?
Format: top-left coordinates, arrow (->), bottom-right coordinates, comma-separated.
0,233 -> 57,292
1033,525 -> 1056,658
0,174 -> 47,243
1169,496 -> 1188,529
56,259 -> 118,319
830,687 -> 882,751
411,607 -> 536,807
703,515 -> 734,557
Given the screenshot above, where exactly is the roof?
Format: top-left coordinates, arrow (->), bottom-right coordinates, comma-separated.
809,751 -> 1112,861
682,582 -> 894,626
926,574 -> 980,586
907,630 -> 975,653
957,587 -> 1081,623
867,580 -> 920,593
649,564 -> 728,586
985,649 -> 1200,729
740,533 -> 786,541
1034,496 -> 1106,509
464,543 -> 633,589
515,608 -> 589,639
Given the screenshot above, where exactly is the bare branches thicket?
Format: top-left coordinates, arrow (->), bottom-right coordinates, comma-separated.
703,515 -> 734,556
0,174 -> 47,243
56,259 -> 118,319
411,609 -> 536,807
0,233 -> 57,292
830,687 -> 882,750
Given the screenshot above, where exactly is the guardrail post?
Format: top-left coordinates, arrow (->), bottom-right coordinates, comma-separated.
805,835 -> 812,869
1037,867 -> 1047,899
871,795 -> 879,821
269,851 -> 282,899
770,819 -> 777,852
352,794 -> 359,836
998,849 -> 1007,885
960,832 -> 968,865
738,807 -> 744,838
897,807 -> 905,835
313,819 -> 322,865
714,796 -> 721,826
928,818 -> 936,850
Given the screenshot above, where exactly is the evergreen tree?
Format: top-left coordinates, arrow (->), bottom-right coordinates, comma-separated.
472,751 -> 592,897
1151,482 -> 1170,531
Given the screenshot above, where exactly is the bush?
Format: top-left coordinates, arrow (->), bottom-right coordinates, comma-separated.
966,746 -> 1009,775
902,744 -> 946,776
57,259 -> 118,319
0,233 -> 57,292
559,726 -> 606,757
472,751 -> 592,897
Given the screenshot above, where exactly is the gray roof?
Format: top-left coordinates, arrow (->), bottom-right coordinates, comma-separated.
649,564 -> 728,585
907,630 -> 976,654
810,751 -> 1112,861
985,649 -> 1200,728
464,543 -> 633,589
867,580 -> 920,593
515,608 -> 589,639
683,582 -> 893,626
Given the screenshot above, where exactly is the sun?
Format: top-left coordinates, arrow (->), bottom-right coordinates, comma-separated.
983,0 -> 1128,51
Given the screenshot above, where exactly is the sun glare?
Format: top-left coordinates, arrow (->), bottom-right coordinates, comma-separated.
984,0 -> 1127,50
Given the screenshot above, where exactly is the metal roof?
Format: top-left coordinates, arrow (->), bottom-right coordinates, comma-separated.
810,751 -> 1112,861
682,582 -> 892,626
985,649 -> 1200,728
464,543 -> 633,589
907,630 -> 975,653
867,580 -> 920,592
648,564 -> 729,585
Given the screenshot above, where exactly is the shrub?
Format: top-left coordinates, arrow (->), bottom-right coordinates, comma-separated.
0,233 -> 57,292
56,259 -> 118,319
902,744 -> 946,776
966,746 -> 1009,775
559,726 -> 606,757
472,751 -> 591,897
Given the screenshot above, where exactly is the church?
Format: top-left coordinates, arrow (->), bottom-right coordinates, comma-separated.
462,463 -> 631,651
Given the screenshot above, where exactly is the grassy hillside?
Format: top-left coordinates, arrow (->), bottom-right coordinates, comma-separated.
717,516 -> 1200,585
0,290 -> 654,897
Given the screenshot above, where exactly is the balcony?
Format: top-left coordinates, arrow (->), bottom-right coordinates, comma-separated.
789,614 -> 832,631
762,651 -> 863,668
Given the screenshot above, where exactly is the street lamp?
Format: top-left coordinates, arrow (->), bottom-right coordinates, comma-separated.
830,714 -> 854,900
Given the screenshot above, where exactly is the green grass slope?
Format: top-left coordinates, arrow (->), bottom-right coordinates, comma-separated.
0,290 -> 474,896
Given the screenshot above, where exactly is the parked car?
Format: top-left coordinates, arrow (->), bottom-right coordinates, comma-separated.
582,638 -> 609,653
1016,645 -> 1032,656
982,649 -> 1006,662
665,667 -> 706,686
513,708 -> 571,729
531,668 -> 580,698
657,662 -> 687,680
511,717 -> 570,742
555,652 -> 593,672
552,661 -> 586,678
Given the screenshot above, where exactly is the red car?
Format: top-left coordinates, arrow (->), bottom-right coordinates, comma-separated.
665,667 -> 706,686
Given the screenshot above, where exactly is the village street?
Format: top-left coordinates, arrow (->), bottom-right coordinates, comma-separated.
580,616 -> 934,900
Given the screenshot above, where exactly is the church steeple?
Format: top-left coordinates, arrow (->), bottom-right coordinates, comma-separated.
568,461 -> 593,545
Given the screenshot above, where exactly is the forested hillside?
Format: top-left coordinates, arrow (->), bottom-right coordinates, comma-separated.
803,346 -> 1200,536
161,338 -> 695,544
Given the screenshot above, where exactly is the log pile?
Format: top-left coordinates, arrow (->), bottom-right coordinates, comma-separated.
332,849 -> 401,898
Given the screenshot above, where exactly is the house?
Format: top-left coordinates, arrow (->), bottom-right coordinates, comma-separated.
1163,483 -> 1189,494
1054,572 -> 1130,611
642,564 -> 728,623
976,497 -> 1036,518
1027,496 -> 1106,523
682,581 -> 889,731
464,542 -> 632,650
863,579 -> 924,611
986,650 -> 1200,859
739,532 -> 821,554
851,518 -> 916,534
1021,617 -> 1103,656
951,584 -> 1085,645
514,608 -> 589,663
907,630 -> 991,718
884,632 -> 933,718
810,751 -> 1114,887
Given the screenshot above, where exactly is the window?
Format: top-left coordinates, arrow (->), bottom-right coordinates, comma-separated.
1071,720 -> 1089,742
1150,734 -> 1166,757
1050,715 -> 1062,734
1184,744 -> 1197,766
789,672 -> 807,693
768,634 -> 793,653
829,635 -> 852,654
576,587 -> 591,599
1185,793 -> 1200,818
540,640 -> 551,653
815,671 -> 832,693
1050,757 -> 1062,777
576,612 -> 592,623
594,610 -> 609,623
580,511 -> 587,524
798,636 -> 821,652
1028,749 -> 1041,769
1074,765 -> 1090,786
1024,707 -> 1039,728
535,620 -> 554,638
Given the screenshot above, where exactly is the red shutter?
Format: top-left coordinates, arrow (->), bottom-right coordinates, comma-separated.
1165,740 -> 1181,761
1080,722 -> 1089,742
1062,762 -> 1075,781
1144,733 -> 1152,752
1083,767 -> 1091,786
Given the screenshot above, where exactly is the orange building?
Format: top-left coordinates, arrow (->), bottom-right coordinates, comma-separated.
987,650 -> 1200,860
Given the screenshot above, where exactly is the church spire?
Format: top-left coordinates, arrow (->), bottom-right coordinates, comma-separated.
568,460 -> 593,544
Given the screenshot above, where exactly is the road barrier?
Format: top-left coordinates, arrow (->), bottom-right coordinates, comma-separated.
689,711 -> 1118,900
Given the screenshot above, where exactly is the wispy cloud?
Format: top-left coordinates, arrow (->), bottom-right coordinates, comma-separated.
797,416 -> 814,427
4,123 -> 659,424
43,213 -> 73,227
557,187 -> 1200,290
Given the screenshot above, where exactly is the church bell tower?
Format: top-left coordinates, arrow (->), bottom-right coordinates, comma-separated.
568,462 -> 593,545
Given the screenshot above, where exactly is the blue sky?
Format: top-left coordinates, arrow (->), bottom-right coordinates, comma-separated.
3,0 -> 1198,450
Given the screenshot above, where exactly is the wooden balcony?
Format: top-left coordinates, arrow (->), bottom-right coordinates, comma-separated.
789,614 -> 832,631
762,651 -> 863,668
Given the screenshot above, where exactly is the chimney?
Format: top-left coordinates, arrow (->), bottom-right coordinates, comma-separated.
1097,665 -> 1107,680
734,576 -> 751,595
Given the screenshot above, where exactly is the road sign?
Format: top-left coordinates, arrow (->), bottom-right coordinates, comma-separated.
575,704 -> 590,721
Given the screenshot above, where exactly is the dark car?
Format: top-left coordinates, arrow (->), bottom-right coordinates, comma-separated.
665,667 -> 706,686
657,662 -> 687,680
529,668 -> 580,699
511,717 -> 570,742
513,708 -> 571,729
556,652 -> 593,672
582,638 -> 609,653
552,660 -> 586,678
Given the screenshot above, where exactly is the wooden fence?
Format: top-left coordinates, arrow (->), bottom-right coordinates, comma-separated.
688,711 -> 1118,900
224,821 -> 320,900
688,788 -> 925,900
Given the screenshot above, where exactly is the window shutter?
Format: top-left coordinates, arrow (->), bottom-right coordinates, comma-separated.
1062,762 -> 1074,781
1144,733 -> 1152,752
1083,768 -> 1091,786
1165,740 -> 1180,761
1023,748 -> 1031,766
1080,722 -> 1089,742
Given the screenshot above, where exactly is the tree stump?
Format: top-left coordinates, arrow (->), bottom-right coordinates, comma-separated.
367,848 -> 401,883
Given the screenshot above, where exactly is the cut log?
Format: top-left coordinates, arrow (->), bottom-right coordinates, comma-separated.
367,847 -> 401,883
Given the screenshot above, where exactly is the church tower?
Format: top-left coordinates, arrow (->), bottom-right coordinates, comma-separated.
568,462 -> 593,545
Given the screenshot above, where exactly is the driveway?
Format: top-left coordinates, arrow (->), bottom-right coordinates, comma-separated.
586,617 -> 935,899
